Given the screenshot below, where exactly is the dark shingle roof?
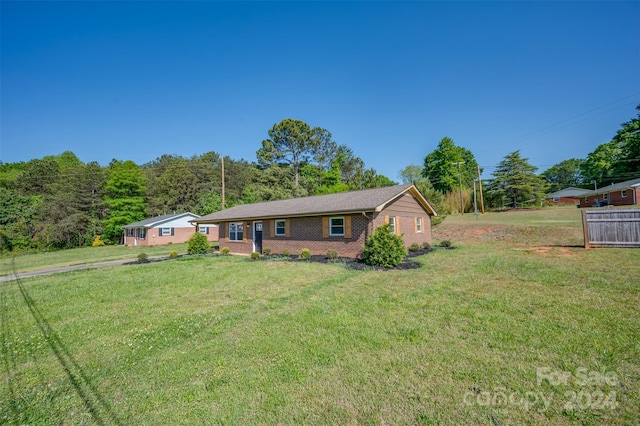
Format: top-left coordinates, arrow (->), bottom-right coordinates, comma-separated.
195,184 -> 436,223
122,212 -> 199,228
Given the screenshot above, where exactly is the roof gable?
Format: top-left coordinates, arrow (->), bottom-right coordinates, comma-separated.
122,212 -> 200,229
195,185 -> 437,223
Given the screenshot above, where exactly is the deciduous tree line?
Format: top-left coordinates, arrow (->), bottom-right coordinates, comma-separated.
0,119 -> 393,252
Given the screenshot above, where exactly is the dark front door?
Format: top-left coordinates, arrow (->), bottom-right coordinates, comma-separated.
254,222 -> 263,254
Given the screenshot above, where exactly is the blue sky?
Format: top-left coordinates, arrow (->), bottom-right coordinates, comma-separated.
2,1 -> 639,180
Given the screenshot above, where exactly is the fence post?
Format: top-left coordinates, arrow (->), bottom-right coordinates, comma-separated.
582,209 -> 590,249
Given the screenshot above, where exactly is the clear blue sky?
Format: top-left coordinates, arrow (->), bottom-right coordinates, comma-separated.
2,1 -> 639,180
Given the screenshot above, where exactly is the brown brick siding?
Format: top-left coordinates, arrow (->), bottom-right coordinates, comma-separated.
218,204 -> 434,258
579,188 -> 639,208
124,226 -> 219,247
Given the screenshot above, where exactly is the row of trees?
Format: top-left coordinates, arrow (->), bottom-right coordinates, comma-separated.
0,119 -> 394,252
1,106 -> 637,252
402,105 -> 639,212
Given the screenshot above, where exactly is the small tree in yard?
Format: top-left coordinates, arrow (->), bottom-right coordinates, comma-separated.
363,223 -> 407,268
187,232 -> 210,255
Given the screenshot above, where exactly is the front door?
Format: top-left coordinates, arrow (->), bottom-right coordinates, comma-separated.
253,222 -> 263,254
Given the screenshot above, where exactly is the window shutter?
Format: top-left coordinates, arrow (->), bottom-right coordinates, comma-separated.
171,228 -> 175,236
344,215 -> 352,239
414,217 -> 418,234
225,222 -> 230,242
243,222 -> 248,242
285,219 -> 290,237
270,220 -> 275,238
322,217 -> 329,238
206,227 -> 210,235
396,219 -> 400,235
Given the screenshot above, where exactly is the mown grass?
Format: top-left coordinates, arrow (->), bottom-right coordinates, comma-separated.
0,243 -> 196,275
1,207 -> 638,424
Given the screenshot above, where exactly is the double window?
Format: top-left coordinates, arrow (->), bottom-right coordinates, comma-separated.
229,222 -> 244,241
160,227 -> 173,236
621,190 -> 627,198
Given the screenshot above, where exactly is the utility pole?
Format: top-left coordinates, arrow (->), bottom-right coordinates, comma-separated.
221,156 -> 225,210
477,164 -> 485,214
453,161 -> 465,214
592,180 -> 598,206
474,179 -> 479,220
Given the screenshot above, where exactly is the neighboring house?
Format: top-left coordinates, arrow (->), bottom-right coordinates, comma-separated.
193,184 -> 437,258
546,187 -> 589,205
579,178 -> 640,208
122,212 -> 219,246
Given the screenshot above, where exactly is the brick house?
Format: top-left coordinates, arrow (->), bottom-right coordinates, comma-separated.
546,187 -> 589,205
579,178 -> 640,208
193,184 -> 437,257
122,212 -> 218,246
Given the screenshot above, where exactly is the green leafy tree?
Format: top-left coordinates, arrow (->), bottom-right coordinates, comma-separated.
423,137 -> 480,192
486,150 -> 548,209
257,118 -> 329,186
581,105 -> 640,185
103,160 -> 146,244
38,161 -> 107,249
363,223 -> 407,268
540,158 -> 585,192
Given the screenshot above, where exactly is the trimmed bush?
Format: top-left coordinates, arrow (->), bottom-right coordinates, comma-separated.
422,242 -> 431,249
250,251 -> 260,260
440,240 -> 453,248
187,232 -> 210,255
326,249 -> 339,260
409,243 -> 421,252
263,247 -> 272,256
363,224 -> 407,268
282,248 -> 290,257
169,250 -> 178,258
220,247 -> 230,256
137,252 -> 149,262
92,235 -> 105,247
300,248 -> 311,259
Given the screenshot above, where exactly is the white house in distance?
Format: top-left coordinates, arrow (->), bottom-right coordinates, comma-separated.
122,212 -> 218,246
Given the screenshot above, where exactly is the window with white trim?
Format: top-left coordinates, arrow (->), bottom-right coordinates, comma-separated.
388,216 -> 397,233
603,193 -> 608,201
330,217 -> 344,236
275,219 -> 286,236
584,197 -> 589,203
621,190 -> 627,198
138,228 -> 146,239
416,217 -> 423,233
199,225 -> 209,234
126,228 -> 134,237
229,222 -> 243,241
160,227 -> 172,236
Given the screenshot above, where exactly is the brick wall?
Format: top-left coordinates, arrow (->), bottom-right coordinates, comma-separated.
124,226 -> 218,246
218,208 -> 434,258
579,188 -> 639,208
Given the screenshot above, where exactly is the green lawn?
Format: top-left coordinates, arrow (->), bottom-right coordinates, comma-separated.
0,243 -> 191,275
1,207 -> 639,424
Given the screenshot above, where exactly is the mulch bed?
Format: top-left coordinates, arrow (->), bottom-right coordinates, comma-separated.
266,247 -> 437,271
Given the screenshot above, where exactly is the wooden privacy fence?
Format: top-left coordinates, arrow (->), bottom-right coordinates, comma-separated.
582,208 -> 640,248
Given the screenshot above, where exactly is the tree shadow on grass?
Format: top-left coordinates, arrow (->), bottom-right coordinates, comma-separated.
4,258 -> 123,425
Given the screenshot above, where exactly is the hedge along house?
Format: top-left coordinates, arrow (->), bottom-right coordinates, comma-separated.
122,212 -> 218,247
579,178 -> 640,208
193,184 -> 437,258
